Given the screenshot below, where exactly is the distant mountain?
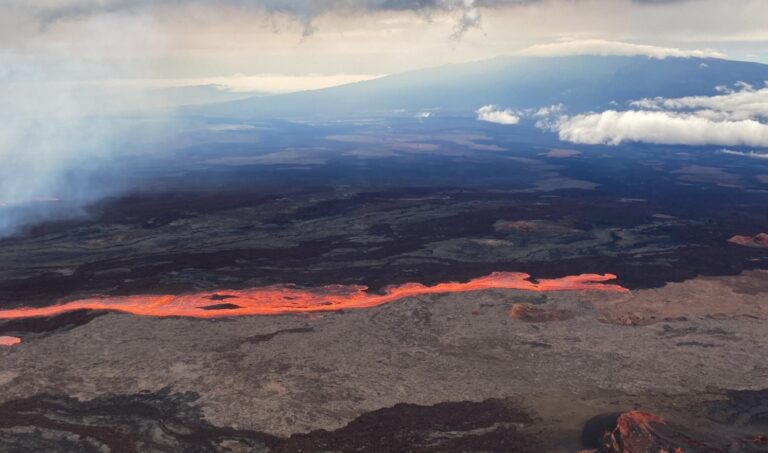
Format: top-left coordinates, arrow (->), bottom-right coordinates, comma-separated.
199,56 -> 768,120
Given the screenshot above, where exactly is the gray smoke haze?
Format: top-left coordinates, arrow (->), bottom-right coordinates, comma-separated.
0,14 -> 173,237
0,0 -> 496,237
0,0 -> 512,237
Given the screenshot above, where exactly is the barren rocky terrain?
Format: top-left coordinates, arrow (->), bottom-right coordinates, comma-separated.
1,121 -> 767,451
1,270 -> 767,451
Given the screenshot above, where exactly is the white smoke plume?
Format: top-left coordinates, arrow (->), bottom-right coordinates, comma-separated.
0,13 -> 172,236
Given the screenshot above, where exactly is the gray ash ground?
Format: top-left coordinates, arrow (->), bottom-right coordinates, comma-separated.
0,390 -> 541,453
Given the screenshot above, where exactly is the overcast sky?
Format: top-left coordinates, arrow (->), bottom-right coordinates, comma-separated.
3,0 -> 768,92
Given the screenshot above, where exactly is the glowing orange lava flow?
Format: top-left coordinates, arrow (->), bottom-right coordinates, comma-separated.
0,336 -> 21,347
0,273 -> 627,320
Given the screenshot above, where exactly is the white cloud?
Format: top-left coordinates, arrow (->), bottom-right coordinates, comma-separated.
201,73 -> 383,93
534,104 -> 565,117
519,39 -> 725,59
206,124 -> 257,132
631,82 -> 768,121
720,149 -> 768,159
94,73 -> 383,94
557,110 -> 768,147
547,81 -> 768,148
533,103 -> 565,130
476,105 -> 520,125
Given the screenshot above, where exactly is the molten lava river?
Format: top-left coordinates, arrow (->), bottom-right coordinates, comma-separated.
0,273 -> 627,321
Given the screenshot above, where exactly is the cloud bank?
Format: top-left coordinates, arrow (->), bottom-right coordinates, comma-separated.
476,105 -> 521,125
631,82 -> 768,120
519,39 -> 725,59
547,82 -> 768,148
484,82 -> 768,148
6,0 -> 496,39
5,1 -> 765,83
557,110 -> 768,147
6,0 -> 744,45
132,73 -> 383,94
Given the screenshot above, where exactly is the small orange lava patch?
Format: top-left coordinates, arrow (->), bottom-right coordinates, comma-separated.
617,410 -> 668,427
0,336 -> 21,347
0,273 -> 627,320
729,233 -> 768,248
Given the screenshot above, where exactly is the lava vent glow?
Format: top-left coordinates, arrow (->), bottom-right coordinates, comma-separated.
0,273 -> 627,320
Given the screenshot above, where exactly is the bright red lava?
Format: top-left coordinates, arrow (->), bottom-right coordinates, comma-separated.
0,336 -> 22,347
0,273 -> 627,320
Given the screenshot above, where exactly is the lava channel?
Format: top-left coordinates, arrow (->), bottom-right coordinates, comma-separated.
0,273 -> 627,320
